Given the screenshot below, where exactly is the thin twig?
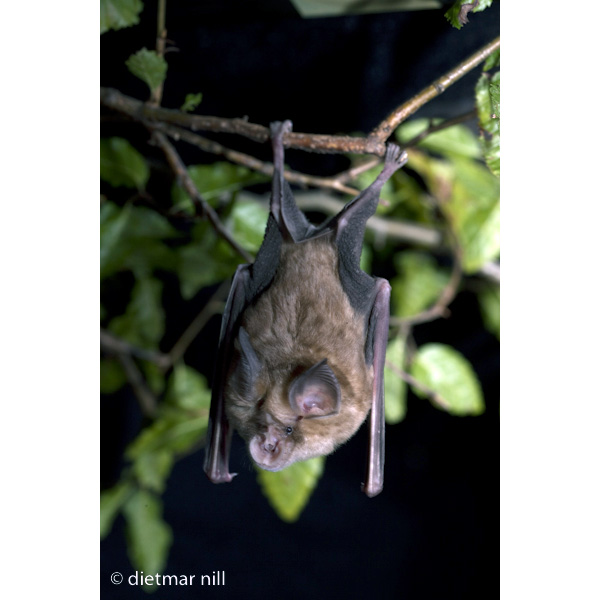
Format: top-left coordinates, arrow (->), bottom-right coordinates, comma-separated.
101,329 -> 171,368
149,0 -> 168,106
145,119 -> 361,195
101,279 -> 230,377
385,360 -> 451,411
392,196 -> 465,327
370,36 -> 500,141
334,157 -> 381,185
101,339 -> 160,418
168,280 -> 230,365
117,353 -> 159,418
150,130 -> 254,262
403,109 -> 479,148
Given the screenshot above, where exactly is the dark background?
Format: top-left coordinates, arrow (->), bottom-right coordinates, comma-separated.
101,1 -> 500,598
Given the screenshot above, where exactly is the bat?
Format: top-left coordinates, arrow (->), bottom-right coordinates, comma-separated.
203,120 -> 407,497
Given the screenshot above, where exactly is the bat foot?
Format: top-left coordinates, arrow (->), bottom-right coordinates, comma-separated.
384,143 -> 408,172
270,120 -> 293,140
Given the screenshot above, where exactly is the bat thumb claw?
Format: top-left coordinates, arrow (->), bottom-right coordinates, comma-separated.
361,481 -> 383,498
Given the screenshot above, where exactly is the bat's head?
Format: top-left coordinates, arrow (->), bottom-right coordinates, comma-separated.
226,328 -> 344,471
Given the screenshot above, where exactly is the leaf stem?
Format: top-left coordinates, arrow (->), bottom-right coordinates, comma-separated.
385,361 -> 451,411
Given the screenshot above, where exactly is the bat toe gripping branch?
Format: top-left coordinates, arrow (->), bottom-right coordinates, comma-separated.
384,143 -> 409,171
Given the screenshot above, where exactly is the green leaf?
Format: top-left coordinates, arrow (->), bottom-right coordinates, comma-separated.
408,150 -> 499,274
100,201 -> 178,280
256,457 -> 325,522
410,344 -> 485,416
475,71 -> 500,176
126,367 -> 210,461
396,119 -> 482,160
100,137 -> 150,190
122,490 -> 173,584
100,357 -> 127,394
109,277 -> 164,349
142,361 -> 166,396
131,450 -> 174,494
230,199 -> 269,253
359,243 -> 372,274
126,412 -> 209,458
171,162 -> 269,210
181,93 -> 203,112
384,336 -> 407,424
101,480 -> 134,539
483,49 -> 500,71
445,0 -> 493,29
125,48 -> 168,93
165,363 -> 212,412
176,223 -> 238,300
391,251 -> 450,318
478,283 -> 500,339
100,0 -> 143,34
443,157 -> 500,272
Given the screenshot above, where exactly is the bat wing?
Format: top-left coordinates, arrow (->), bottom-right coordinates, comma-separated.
361,278 -> 391,497
203,264 -> 250,483
330,144 -> 407,497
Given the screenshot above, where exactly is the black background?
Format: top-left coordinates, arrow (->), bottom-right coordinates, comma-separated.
101,2 -> 500,598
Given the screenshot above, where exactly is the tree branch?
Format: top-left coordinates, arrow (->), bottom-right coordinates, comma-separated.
101,330 -> 161,418
149,0 -> 168,106
370,36 -> 500,141
149,130 -> 254,262
100,36 -> 499,159
145,119 -> 361,196
101,329 -> 171,368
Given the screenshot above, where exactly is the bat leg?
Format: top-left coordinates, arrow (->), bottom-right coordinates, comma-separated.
269,121 -> 315,242
203,264 -> 251,484
335,143 -> 408,237
362,277 -> 391,498
333,143 -> 407,316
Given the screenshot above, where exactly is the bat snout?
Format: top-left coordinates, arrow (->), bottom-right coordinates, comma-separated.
260,429 -> 281,456
249,427 -> 289,470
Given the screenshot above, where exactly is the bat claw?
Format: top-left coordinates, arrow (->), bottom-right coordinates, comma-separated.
270,120 -> 293,140
206,470 -> 238,484
384,143 -> 408,170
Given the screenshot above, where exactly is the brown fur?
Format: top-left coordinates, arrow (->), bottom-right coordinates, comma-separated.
225,234 -> 373,467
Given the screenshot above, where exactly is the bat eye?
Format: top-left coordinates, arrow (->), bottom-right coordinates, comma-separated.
285,426 -> 293,435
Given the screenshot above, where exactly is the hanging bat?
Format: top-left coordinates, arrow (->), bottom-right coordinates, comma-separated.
203,120 -> 407,497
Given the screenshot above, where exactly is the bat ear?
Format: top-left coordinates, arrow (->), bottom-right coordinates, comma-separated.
235,327 -> 263,395
288,359 -> 341,418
